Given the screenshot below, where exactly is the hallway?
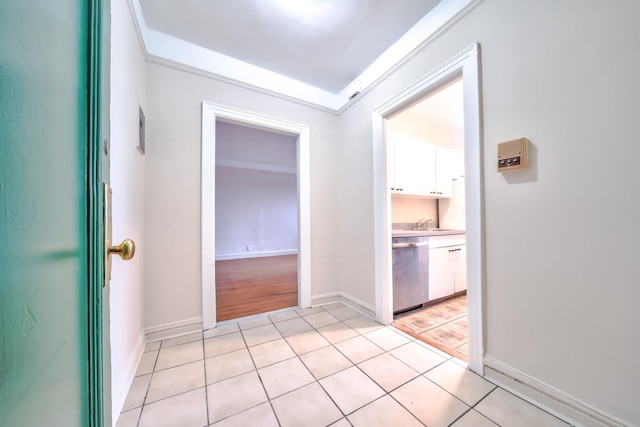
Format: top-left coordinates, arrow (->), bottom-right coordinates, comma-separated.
117,302 -> 569,427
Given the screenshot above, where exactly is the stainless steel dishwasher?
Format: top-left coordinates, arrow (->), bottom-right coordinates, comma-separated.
392,235 -> 429,313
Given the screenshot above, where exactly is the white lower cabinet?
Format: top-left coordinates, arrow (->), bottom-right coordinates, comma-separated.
428,235 -> 466,301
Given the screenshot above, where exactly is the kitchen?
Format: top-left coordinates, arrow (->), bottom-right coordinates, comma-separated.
387,78 -> 468,359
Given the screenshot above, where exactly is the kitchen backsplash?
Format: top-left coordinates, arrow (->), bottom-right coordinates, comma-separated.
391,195 -> 438,225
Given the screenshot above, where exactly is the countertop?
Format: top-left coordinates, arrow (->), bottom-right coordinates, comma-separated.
391,229 -> 466,237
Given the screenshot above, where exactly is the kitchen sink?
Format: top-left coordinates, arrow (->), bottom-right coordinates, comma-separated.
412,228 -> 455,232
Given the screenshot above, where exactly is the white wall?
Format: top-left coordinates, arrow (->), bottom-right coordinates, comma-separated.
215,122 -> 298,258
109,0 -> 147,421
336,0 -> 640,424
143,63 -> 341,329
391,196 -> 439,227
215,166 -> 297,258
388,113 -> 464,150
216,121 -> 297,171
140,0 -> 640,423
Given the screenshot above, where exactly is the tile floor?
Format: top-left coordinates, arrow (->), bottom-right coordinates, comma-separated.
393,295 -> 468,358
117,302 -> 571,427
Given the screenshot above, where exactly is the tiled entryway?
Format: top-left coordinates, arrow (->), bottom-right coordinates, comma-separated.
393,295 -> 468,359
117,302 -> 571,427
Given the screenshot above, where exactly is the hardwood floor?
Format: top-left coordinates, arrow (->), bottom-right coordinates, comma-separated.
215,254 -> 298,322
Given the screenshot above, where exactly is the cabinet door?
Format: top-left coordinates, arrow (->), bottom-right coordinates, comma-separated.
428,247 -> 455,300
435,145 -> 453,198
415,141 -> 436,196
392,137 -> 417,194
454,245 -> 467,292
388,135 -> 397,191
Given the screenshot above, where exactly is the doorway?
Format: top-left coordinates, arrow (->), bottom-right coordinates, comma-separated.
201,102 -> 311,330
372,44 -> 484,374
214,121 -> 299,321
385,78 -> 469,359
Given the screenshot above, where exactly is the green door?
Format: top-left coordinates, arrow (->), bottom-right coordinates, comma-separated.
0,1 -> 107,426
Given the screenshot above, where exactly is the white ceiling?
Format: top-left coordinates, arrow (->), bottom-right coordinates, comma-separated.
133,0 -> 474,111
139,0 -> 440,92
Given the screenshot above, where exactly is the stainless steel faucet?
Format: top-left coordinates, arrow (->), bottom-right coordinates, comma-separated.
416,218 -> 433,229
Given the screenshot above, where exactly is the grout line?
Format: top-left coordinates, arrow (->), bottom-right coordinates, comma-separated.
124,305 -> 487,427
201,335 -> 211,426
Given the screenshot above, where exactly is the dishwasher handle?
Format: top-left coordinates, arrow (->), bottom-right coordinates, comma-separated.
392,241 -> 429,249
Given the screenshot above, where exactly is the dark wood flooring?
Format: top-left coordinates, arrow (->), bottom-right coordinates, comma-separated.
215,254 -> 298,322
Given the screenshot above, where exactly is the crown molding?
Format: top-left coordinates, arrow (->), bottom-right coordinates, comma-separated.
128,0 -> 483,113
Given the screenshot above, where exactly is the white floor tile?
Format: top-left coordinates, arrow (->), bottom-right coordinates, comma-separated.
364,327 -> 411,351
248,338 -> 296,368
207,371 -> 268,423
205,348 -> 254,384
424,360 -> 496,406
391,376 -> 469,427
319,366 -> 385,414
238,315 -> 272,330
161,332 -> 203,349
322,302 -> 345,310
300,345 -> 353,379
295,306 -> 324,316
138,388 -> 208,427
303,311 -> 340,328
122,312 -> 582,427
144,341 -> 161,352
136,351 -> 158,376
357,353 -> 418,392
146,360 -> 205,404
154,341 -> 203,371
450,409 -> 499,427
115,407 -> 140,427
242,323 -> 282,347
203,322 -> 239,339
204,331 -> 246,358
268,309 -> 300,323
316,322 -> 359,344
389,341 -> 446,373
327,306 -> 362,321
475,388 -> 570,427
348,395 -> 423,427
334,335 -> 384,364
271,382 -> 343,427
274,317 -> 313,337
121,373 -> 151,411
344,316 -> 384,334
209,402 -> 279,427
258,357 -> 315,399
285,330 -> 331,355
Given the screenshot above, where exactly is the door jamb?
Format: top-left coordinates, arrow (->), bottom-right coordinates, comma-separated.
201,102 -> 311,330
372,43 -> 485,374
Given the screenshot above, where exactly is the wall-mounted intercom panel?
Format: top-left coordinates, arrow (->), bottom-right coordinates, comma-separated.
497,137 -> 528,172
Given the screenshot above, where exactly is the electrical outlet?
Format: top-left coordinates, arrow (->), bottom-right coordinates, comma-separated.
247,245 -> 252,251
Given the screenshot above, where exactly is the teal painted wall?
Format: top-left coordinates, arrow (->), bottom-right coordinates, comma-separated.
0,1 -> 90,425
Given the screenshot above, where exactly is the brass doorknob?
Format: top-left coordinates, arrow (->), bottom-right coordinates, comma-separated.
109,239 -> 135,261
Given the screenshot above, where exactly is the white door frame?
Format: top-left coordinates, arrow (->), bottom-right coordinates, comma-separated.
201,101 -> 311,330
372,43 -> 485,374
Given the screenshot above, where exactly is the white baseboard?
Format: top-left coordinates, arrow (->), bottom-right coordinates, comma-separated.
215,249 -> 298,261
144,317 -> 203,343
484,356 -> 629,427
111,333 -> 145,426
311,292 -> 375,319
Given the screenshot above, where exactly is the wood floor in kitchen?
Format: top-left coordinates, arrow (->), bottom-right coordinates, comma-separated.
392,293 -> 468,361
215,254 -> 298,322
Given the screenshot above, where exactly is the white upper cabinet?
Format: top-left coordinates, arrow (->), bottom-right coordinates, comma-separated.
390,135 -> 461,198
